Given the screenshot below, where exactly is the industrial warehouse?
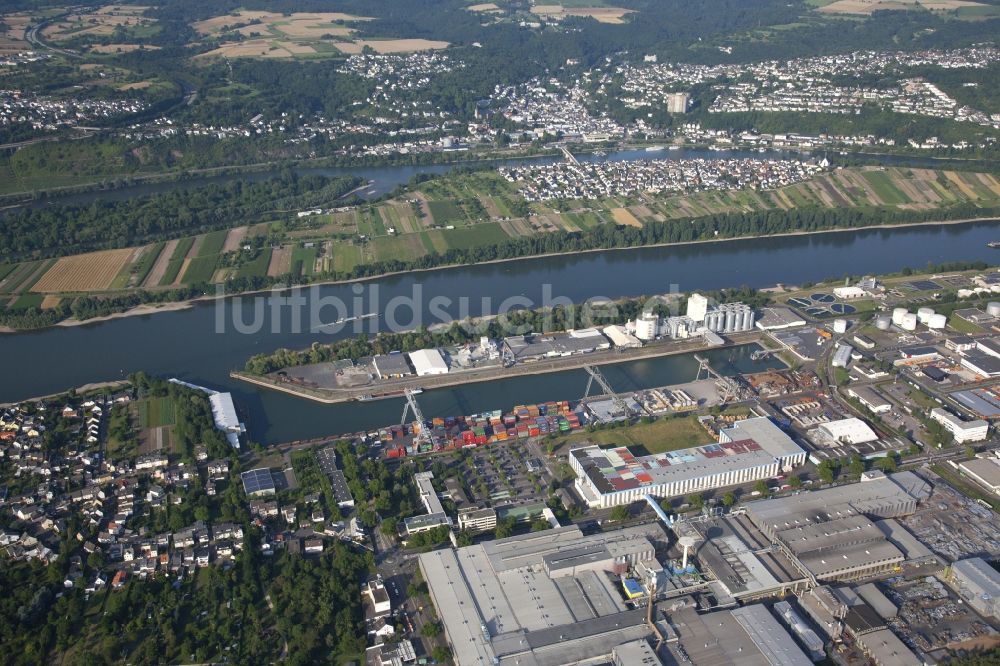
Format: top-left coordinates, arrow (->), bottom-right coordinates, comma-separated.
569,416 -> 807,508
418,523 -> 820,666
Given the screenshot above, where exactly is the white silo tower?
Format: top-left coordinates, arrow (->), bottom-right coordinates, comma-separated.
833,319 -> 847,334
900,312 -> 918,331
988,302 -> 1000,318
892,308 -> 908,326
636,313 -> 658,341
917,307 -> 935,324
875,315 -> 891,330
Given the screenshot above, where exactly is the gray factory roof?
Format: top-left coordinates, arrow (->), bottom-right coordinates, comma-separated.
730,605 -> 812,666
855,628 -> 921,666
874,519 -> 935,561
952,557 -> 1000,604
612,638 -> 661,666
504,331 -> 610,361
666,605 -> 808,666
419,525 -> 663,666
855,583 -> 898,620
745,472 -> 929,535
756,307 -> 807,330
372,353 -> 413,378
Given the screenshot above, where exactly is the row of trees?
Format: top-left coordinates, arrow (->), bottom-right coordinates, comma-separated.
2,172 -> 362,260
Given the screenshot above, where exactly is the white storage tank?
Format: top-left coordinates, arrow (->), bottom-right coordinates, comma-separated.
875,315 -> 891,330
927,313 -> 947,329
892,308 -> 908,325
917,307 -> 935,324
833,318 -> 848,334
899,312 -> 918,331
636,314 -> 658,341
988,302 -> 1000,318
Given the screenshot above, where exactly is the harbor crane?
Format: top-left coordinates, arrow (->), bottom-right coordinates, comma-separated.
693,354 -> 744,403
400,389 -> 430,445
582,364 -> 635,421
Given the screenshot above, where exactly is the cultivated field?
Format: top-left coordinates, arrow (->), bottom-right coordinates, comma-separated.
334,39 -> 450,54
610,207 -> 643,227
41,5 -> 156,43
818,0 -> 989,14
531,4 -> 634,23
0,13 -> 33,54
90,43 -> 160,54
31,248 -> 134,293
191,11 -> 371,36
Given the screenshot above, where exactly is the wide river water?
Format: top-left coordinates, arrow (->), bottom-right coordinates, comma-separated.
3,218 -> 999,443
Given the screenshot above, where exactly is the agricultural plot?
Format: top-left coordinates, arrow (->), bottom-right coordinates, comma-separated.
235,248 -> 273,278
290,245 -> 318,277
267,246 -> 293,277
427,200 -> 466,225
31,250 -> 133,293
531,4 -> 635,23
817,0 -> 992,15
179,256 -> 219,284
610,207 -> 643,228
138,396 -> 176,428
158,237 -> 195,287
8,293 -> 44,310
196,230 -> 228,258
129,243 -> 165,288
372,234 -> 428,263
434,223 -> 511,251
333,39 -> 449,54
42,5 -> 158,43
326,243 -> 362,274
189,11 -> 451,59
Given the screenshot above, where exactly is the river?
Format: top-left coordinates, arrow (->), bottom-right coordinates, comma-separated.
3,218 -> 999,443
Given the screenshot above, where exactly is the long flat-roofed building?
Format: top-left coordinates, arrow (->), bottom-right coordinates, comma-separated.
418,524 -> 665,666
950,557 -> 1000,619
958,457 -> 1000,495
570,417 -> 805,508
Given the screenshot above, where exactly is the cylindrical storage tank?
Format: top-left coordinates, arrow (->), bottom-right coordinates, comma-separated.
711,311 -> 722,332
917,307 -> 935,324
875,315 -> 891,330
636,315 -> 657,341
892,308 -> 908,325
833,318 -> 847,334
988,302 -> 1000,318
725,309 -> 736,333
747,310 -> 756,329
927,313 -> 947,329
900,312 -> 917,331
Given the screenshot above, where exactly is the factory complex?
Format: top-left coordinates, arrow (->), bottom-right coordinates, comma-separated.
418,469 -> 959,666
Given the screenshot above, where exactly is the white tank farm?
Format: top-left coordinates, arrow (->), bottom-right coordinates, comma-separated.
917,307 -> 935,324
833,318 -> 848,334
899,312 -> 918,331
875,315 -> 891,330
988,302 -> 1000,318
927,313 -> 947,329
892,308 -> 908,325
